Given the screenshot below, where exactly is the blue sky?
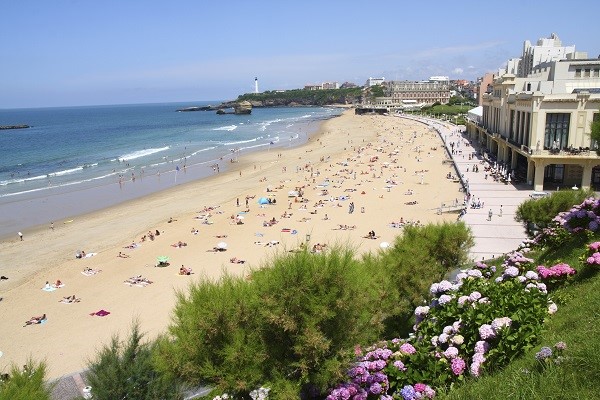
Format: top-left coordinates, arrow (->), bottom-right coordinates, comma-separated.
2,0 -> 599,108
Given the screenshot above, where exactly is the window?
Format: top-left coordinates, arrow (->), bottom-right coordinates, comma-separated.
544,113 -> 570,149
585,69 -> 591,77
576,69 -> 582,77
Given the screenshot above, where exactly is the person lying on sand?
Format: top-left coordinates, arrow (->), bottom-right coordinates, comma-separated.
364,230 -> 378,239
60,295 -> 81,303
179,265 -> 193,275
118,252 -> 130,258
230,257 -> 246,264
215,234 -> 228,238
82,267 -> 101,276
172,241 -> 187,248
24,314 -> 46,326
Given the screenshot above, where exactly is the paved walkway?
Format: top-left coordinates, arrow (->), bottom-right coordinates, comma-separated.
402,116 -> 532,262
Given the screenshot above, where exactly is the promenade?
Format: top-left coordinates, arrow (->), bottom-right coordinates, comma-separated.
402,115 -> 532,262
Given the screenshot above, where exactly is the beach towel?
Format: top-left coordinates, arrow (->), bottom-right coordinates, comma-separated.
281,228 -> 291,232
42,286 -> 57,292
90,309 -> 110,317
81,270 -> 99,276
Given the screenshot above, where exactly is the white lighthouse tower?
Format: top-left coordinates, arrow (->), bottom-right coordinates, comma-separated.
254,77 -> 259,94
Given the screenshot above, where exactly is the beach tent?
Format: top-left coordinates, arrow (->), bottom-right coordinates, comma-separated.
258,197 -> 270,205
156,256 -> 170,267
288,190 -> 299,197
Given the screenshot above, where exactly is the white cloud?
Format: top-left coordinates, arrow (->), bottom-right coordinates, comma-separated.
453,68 -> 464,75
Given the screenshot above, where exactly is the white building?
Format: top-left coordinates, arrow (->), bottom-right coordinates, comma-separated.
429,76 -> 449,84
366,77 -> 385,87
518,33 -> 576,77
322,81 -> 340,90
383,80 -> 450,105
467,36 -> 600,191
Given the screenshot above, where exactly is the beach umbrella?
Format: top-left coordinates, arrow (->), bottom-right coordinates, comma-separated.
380,242 -> 390,249
258,197 -> 269,205
157,256 -> 169,263
236,215 -> 245,220
217,242 -> 228,249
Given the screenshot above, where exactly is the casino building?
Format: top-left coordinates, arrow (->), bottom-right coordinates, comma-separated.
466,34 -> 600,191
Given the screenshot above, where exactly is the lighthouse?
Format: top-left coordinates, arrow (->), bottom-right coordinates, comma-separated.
254,77 -> 259,94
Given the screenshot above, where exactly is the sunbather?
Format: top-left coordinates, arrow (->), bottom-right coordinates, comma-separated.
24,314 -> 46,326
179,265 -> 193,275
230,257 -> 246,264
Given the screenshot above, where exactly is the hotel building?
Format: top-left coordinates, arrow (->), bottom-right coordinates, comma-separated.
466,34 -> 600,191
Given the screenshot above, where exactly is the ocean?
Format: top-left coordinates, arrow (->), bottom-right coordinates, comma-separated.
0,102 -> 342,237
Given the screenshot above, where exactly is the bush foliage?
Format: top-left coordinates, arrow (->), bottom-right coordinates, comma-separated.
0,360 -> 52,400
86,322 -> 182,400
515,189 -> 593,235
158,223 -> 473,398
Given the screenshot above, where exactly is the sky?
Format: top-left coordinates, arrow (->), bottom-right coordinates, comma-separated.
2,0 -> 600,109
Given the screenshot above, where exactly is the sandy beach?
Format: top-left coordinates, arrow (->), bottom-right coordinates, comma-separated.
0,111 -> 463,380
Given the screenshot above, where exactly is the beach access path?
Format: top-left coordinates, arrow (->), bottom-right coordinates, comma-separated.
402,115 -> 532,261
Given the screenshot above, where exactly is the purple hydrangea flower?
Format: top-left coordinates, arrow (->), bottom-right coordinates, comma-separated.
438,294 -> 453,305
451,357 -> 466,375
535,346 -> 553,360
504,266 -> 520,277
393,360 -> 407,371
399,343 -> 416,355
479,324 -> 495,340
554,341 -> 567,351
474,340 -> 490,354
444,346 -> 459,359
369,382 -> 383,395
400,385 -> 416,400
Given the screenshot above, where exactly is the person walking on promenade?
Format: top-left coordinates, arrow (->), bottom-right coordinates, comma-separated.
499,205 -> 503,217
487,209 -> 493,221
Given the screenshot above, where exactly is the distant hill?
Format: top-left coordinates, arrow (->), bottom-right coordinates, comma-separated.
234,88 -> 363,107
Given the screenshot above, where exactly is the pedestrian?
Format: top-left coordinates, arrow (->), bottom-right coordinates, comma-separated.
236,198 -> 240,207
499,205 -> 503,217
50,222 -> 54,231
18,231 -> 23,241
487,209 -> 493,221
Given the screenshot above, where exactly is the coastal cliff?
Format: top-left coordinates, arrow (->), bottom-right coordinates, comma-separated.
178,88 -> 362,112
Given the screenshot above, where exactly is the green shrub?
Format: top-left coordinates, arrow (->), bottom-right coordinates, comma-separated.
515,190 -> 594,236
372,222 -> 474,336
251,247 -> 381,394
87,322 -> 182,400
157,273 -> 265,394
0,359 -> 52,400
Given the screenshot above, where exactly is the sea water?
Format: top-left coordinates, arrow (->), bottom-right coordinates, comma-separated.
0,102 -> 342,237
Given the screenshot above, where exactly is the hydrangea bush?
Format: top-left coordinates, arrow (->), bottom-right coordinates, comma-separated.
582,241 -> 600,268
327,254 -> 556,399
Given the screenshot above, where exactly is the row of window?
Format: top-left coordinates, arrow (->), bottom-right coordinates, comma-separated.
574,68 -> 600,78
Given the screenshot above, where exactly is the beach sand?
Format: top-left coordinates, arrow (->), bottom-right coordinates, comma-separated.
0,111 -> 463,379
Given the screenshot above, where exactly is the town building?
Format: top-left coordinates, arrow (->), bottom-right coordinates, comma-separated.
466,34 -> 600,191
518,33 -> 576,77
382,80 -> 451,106
366,77 -> 385,87
304,82 -> 340,90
